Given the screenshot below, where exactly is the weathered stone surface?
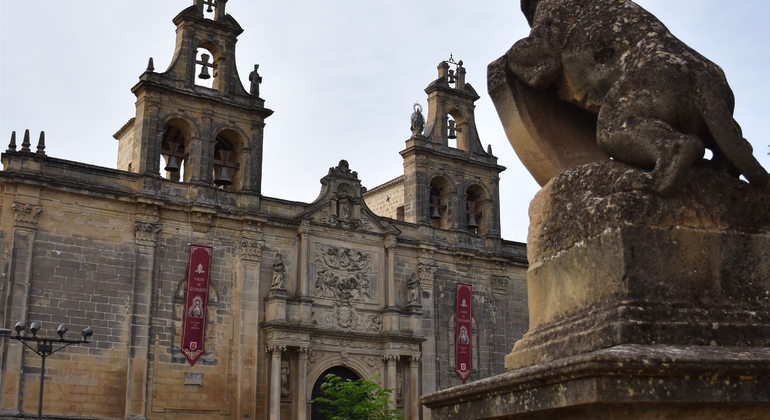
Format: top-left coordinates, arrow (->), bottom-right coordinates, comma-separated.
494,0 -> 770,196
423,344 -> 770,420
487,57 -> 608,187
506,160 -> 770,370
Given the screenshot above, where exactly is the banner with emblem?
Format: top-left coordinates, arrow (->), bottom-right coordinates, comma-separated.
456,283 -> 472,383
181,244 -> 213,366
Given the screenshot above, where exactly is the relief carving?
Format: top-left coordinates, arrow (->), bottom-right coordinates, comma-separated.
241,237 -> 264,260
313,301 -> 382,333
492,275 -> 510,296
280,361 -> 291,397
314,245 -> 373,302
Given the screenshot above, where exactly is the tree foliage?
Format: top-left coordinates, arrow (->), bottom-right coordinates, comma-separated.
315,373 -> 401,420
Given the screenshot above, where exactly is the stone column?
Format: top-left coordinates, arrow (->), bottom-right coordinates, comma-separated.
295,347 -> 310,420
297,220 -> 312,323
0,201 -> 42,412
237,235 -> 264,419
383,355 -> 399,408
267,345 -> 285,420
410,356 -> 421,420
125,220 -> 162,418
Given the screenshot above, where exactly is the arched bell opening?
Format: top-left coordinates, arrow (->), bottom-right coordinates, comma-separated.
429,176 -> 452,229
194,42 -> 221,89
160,119 -> 193,182
447,109 -> 470,152
212,129 -> 244,190
310,366 -> 360,420
465,184 -> 488,236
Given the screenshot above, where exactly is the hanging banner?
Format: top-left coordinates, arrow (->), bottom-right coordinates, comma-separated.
456,283 -> 472,383
181,244 -> 213,366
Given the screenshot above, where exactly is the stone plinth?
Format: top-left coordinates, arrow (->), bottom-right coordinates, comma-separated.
422,161 -> 770,418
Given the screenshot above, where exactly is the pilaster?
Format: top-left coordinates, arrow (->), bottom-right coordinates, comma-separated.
236,234 -> 264,419
0,200 -> 42,413
125,220 -> 162,418
295,347 -> 310,420
409,356 -> 421,420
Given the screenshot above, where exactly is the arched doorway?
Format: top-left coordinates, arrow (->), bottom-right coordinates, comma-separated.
310,366 -> 359,420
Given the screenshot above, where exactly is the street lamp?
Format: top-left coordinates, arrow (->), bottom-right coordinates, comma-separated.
1,321 -> 93,420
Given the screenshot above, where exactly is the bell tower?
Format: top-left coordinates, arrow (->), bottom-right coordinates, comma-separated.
401,57 -> 505,239
114,0 -> 273,193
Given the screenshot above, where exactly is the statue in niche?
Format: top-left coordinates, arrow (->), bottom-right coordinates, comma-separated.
503,0 -> 770,196
272,253 -> 285,290
396,371 -> 404,402
280,361 -> 290,397
407,273 -> 421,305
249,64 -> 262,97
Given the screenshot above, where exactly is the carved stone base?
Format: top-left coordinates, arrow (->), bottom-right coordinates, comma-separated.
507,161 -> 770,370
422,344 -> 770,419
265,289 -> 288,322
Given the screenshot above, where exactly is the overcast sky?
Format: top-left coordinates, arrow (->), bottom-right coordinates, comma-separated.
2,1 -> 769,243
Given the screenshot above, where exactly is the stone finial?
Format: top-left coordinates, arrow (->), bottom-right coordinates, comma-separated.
147,57 -> 155,72
20,129 -> 31,152
36,131 -> 46,155
8,131 -> 16,151
487,144 -> 493,155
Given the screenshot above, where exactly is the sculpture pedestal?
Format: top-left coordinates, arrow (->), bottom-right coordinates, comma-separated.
422,161 -> 770,419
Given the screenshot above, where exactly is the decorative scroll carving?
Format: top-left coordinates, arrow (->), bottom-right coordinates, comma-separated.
492,275 -> 510,295
134,221 -> 162,243
309,349 -> 320,364
341,351 -> 349,366
311,337 -> 419,352
265,331 -> 310,342
314,245 -> 373,302
11,203 -> 42,226
298,219 -> 311,237
241,237 -> 264,260
381,355 -> 400,363
319,211 -> 372,231
410,355 -> 421,364
313,301 -> 382,333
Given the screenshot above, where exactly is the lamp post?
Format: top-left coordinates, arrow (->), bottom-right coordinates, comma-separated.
1,321 -> 93,420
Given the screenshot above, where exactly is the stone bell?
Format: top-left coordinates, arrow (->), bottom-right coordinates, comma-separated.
164,155 -> 180,172
448,119 -> 457,139
214,166 -> 232,186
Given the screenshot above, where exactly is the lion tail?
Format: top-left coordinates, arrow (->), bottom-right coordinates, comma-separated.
695,73 -> 770,188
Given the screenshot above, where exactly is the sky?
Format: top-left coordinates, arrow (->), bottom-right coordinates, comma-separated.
1,0 -> 769,243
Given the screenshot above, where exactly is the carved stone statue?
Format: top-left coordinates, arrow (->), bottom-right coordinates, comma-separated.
272,253 -> 285,290
410,102 -> 425,136
249,64 -> 262,97
502,0 -> 770,196
407,273 -> 420,306
280,361 -> 290,397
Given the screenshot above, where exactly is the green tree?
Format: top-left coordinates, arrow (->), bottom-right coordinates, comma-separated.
315,373 -> 402,420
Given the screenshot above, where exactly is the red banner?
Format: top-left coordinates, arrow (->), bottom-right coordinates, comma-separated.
456,283 -> 472,383
181,245 -> 213,366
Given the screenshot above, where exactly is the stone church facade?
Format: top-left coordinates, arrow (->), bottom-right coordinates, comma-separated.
0,1 -> 528,419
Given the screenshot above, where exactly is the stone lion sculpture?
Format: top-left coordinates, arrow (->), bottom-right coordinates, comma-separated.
505,0 -> 769,196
